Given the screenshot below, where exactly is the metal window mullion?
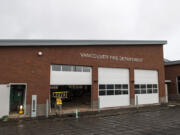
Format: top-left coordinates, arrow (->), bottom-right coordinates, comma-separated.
60,65 -> 62,71
105,84 -> 107,96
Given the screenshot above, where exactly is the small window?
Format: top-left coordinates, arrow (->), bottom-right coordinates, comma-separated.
62,65 -> 72,71
141,84 -> 146,89
153,89 -> 158,93
153,84 -> 158,88
122,90 -> 128,94
147,84 -> 152,88
147,89 -> 152,94
83,67 -> 90,72
99,85 -> 106,90
122,84 -> 128,89
135,90 -> 140,94
115,84 -> 121,90
115,90 -> 122,95
72,66 -> 76,71
135,84 -> 140,89
75,66 -> 83,72
52,65 -> 61,71
107,90 -> 114,95
99,90 -> 106,96
107,85 -> 114,89
141,89 -> 146,94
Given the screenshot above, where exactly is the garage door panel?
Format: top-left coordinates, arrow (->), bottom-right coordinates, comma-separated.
0,85 -> 10,118
135,94 -> 159,105
98,67 -> 130,108
134,69 -> 159,105
50,65 -> 92,85
100,95 -> 129,108
50,72 -> 92,85
134,70 -> 158,84
99,68 -> 129,84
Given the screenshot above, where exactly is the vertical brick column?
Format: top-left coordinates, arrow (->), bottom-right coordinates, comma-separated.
130,68 -> 135,105
91,66 -> 98,110
158,67 -> 166,103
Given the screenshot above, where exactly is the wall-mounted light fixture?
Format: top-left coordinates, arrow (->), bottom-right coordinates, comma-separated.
38,51 -> 43,56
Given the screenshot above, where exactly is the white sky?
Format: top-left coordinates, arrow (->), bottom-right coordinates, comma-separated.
0,0 -> 180,60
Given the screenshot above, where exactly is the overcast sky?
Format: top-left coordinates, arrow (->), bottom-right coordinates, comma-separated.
0,0 -> 180,60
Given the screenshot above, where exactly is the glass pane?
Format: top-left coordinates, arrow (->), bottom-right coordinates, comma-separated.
147,89 -> 152,94
153,89 -> 158,93
135,90 -> 140,94
52,65 -> 61,71
153,84 -> 158,88
83,67 -> 90,72
147,84 -> 152,88
99,85 -> 105,89
115,84 -> 121,89
72,66 -> 76,71
62,65 -> 71,71
141,84 -> 146,89
115,90 -> 122,95
75,66 -> 82,72
122,90 -> 128,94
135,84 -> 140,89
107,85 -> 114,89
99,91 -> 106,96
141,89 -> 146,94
122,84 -> 128,89
107,90 -> 114,95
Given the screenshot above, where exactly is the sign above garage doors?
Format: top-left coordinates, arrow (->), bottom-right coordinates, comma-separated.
80,53 -> 143,62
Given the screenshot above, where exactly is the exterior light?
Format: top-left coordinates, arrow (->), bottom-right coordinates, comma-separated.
38,51 -> 43,56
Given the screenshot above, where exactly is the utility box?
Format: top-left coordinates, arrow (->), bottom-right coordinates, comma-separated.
31,95 -> 37,118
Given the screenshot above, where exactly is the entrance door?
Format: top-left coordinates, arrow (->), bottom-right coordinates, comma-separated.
177,77 -> 180,94
10,85 -> 25,113
0,84 -> 10,118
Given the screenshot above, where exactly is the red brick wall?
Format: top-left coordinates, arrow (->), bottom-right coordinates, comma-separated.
0,45 -> 165,104
165,65 -> 180,95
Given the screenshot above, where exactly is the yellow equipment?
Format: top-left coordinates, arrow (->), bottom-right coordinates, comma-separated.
56,98 -> 62,105
19,105 -> 23,114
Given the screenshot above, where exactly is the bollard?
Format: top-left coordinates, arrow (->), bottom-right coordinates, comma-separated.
46,99 -> 49,118
136,95 -> 139,109
75,109 -> 79,119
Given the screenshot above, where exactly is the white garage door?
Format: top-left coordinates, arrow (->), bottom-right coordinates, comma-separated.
50,65 -> 92,85
134,69 -> 159,105
98,67 -> 130,108
0,84 -> 10,118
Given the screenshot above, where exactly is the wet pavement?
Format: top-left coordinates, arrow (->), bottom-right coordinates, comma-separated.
1,106 -> 180,135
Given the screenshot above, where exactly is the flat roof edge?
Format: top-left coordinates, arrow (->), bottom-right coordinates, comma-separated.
0,39 -> 167,46
165,61 -> 180,66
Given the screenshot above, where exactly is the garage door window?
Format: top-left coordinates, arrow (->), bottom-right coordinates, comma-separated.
99,84 -> 128,96
51,65 -> 91,72
135,84 -> 158,94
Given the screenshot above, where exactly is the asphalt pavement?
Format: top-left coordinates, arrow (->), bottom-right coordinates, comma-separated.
1,105 -> 180,135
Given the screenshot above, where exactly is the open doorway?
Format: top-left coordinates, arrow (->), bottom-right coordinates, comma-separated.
10,84 -> 26,114
177,77 -> 180,94
50,85 -> 91,113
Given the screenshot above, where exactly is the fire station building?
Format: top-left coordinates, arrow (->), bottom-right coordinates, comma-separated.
0,39 -> 167,118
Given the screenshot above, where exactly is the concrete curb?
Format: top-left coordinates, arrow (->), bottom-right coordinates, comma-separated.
1,104 -> 177,123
